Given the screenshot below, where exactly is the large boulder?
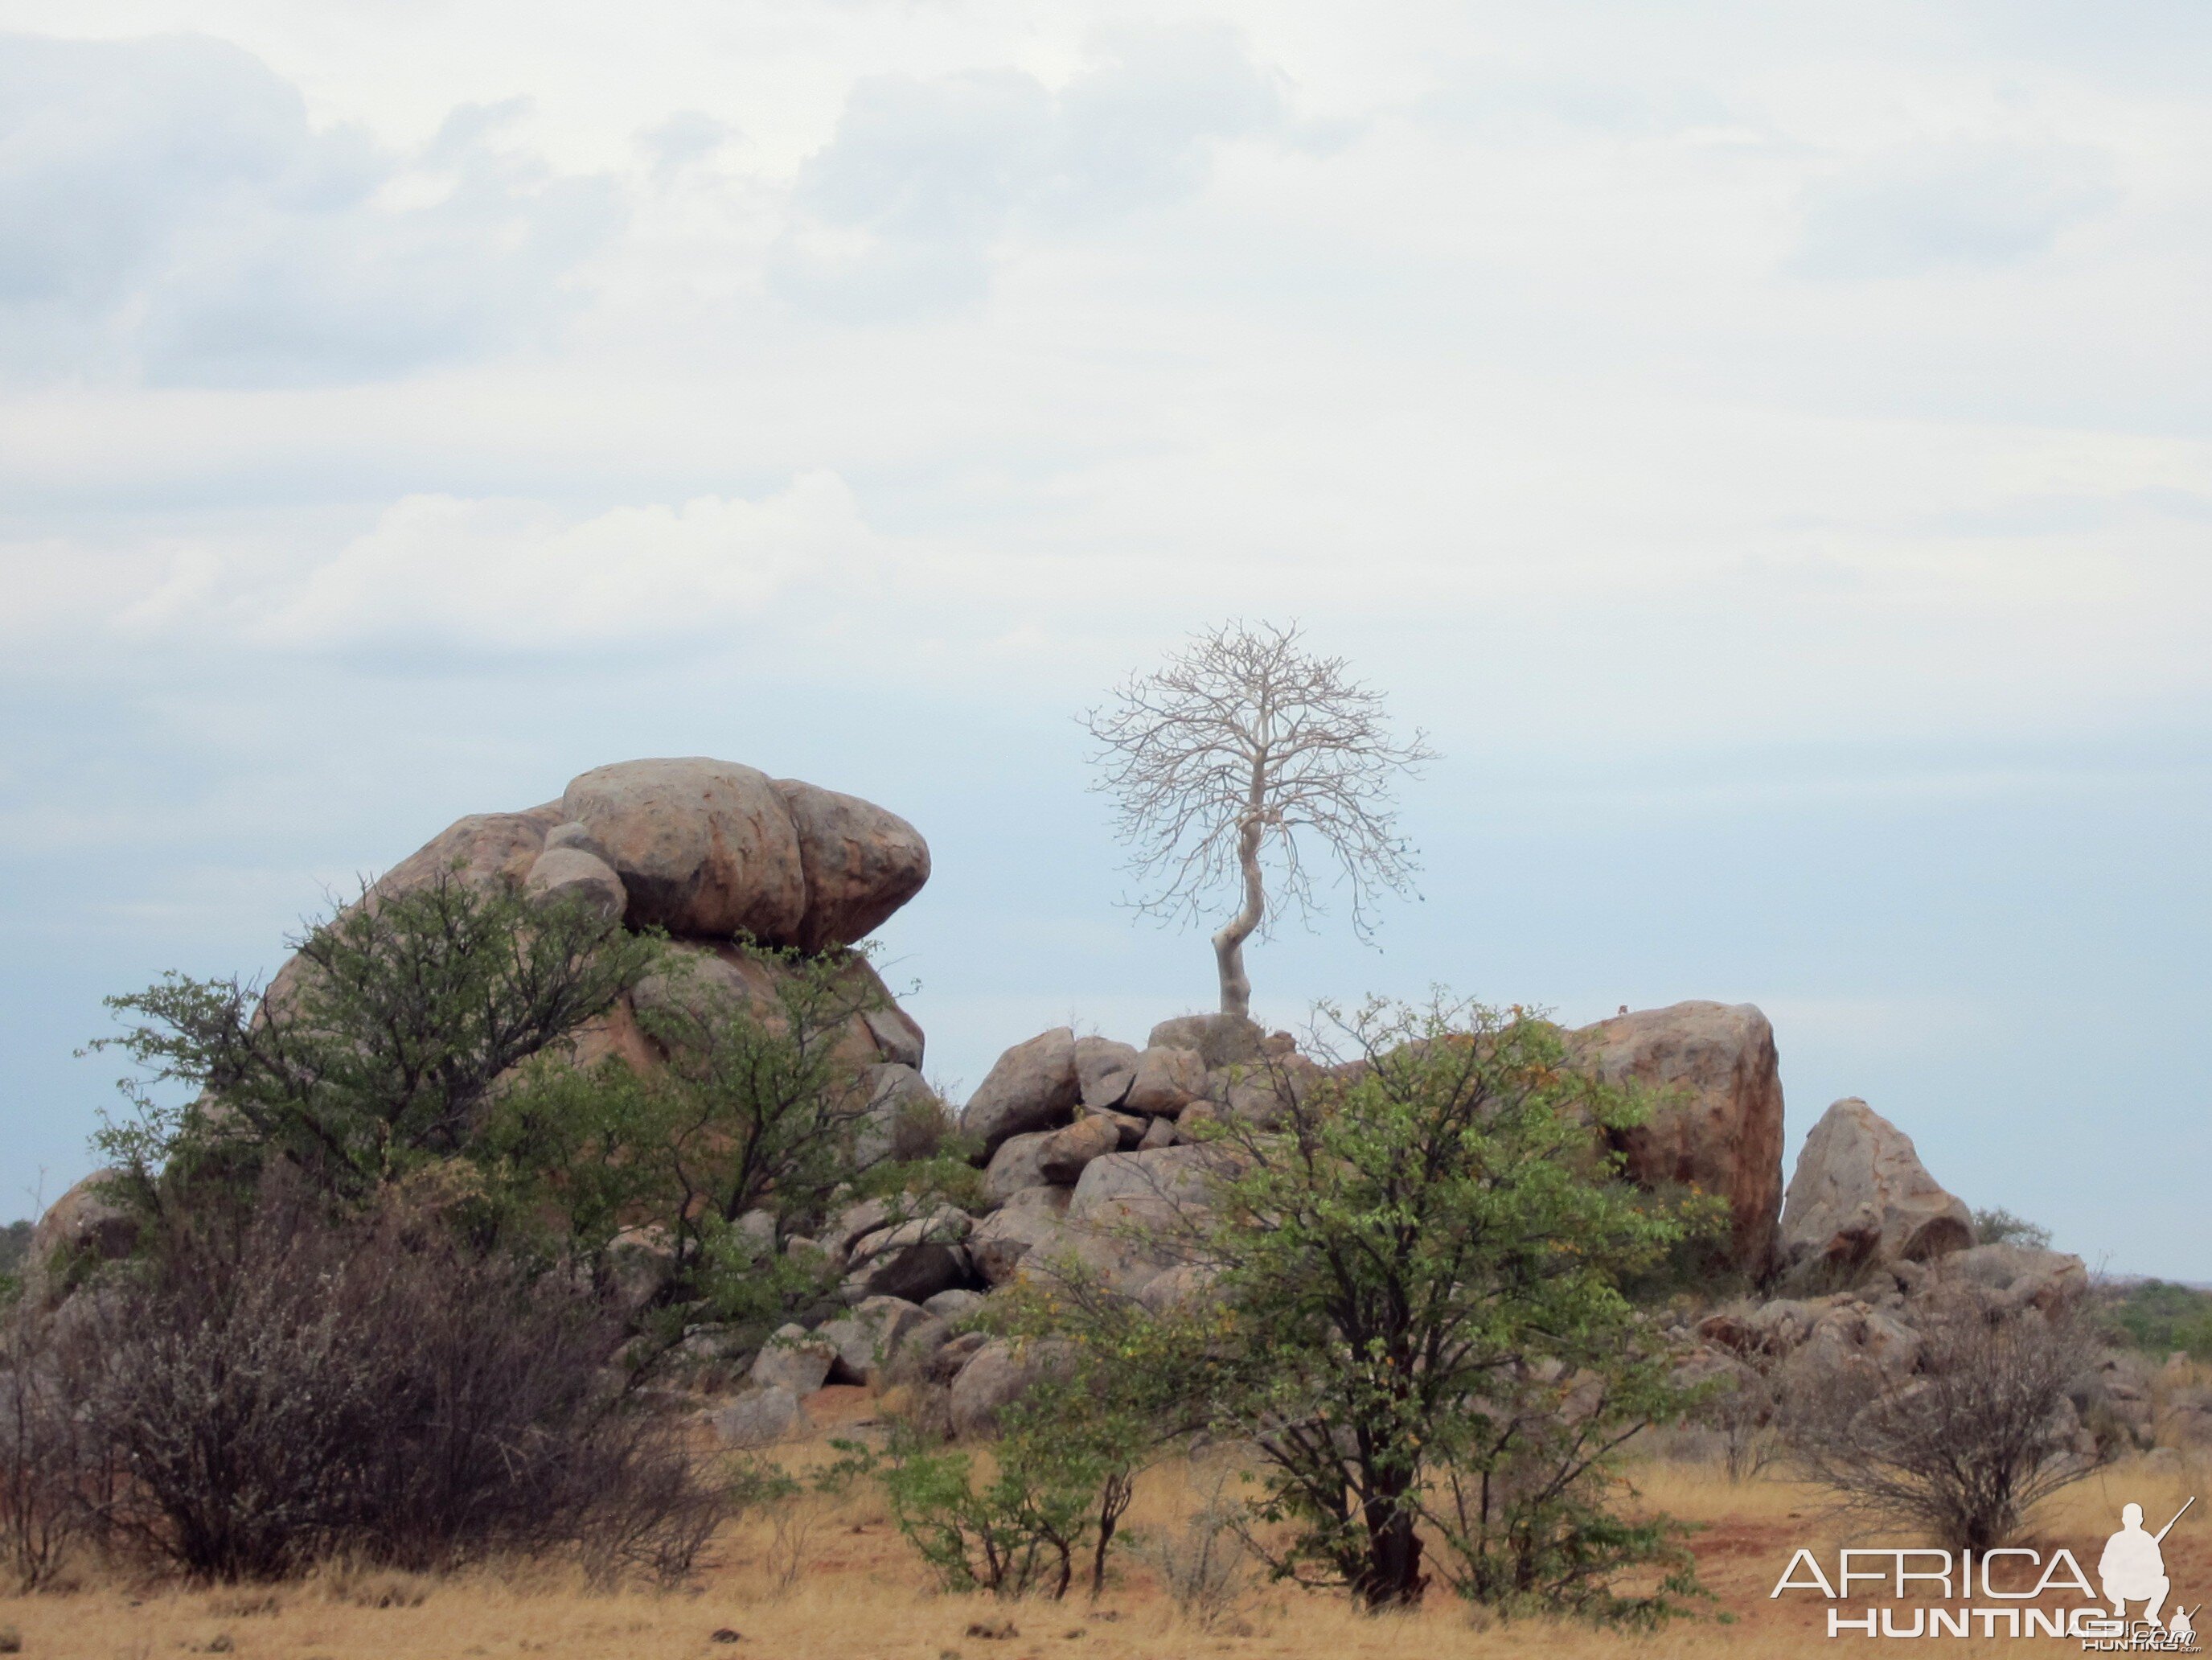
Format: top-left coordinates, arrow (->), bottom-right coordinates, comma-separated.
926,1329 -> 992,1386
1572,1001 -> 1786,1275
1213,1054 -> 1319,1128
968,1185 -> 1073,1285
854,1065 -> 944,1169
521,844 -> 627,922
983,1132 -> 1057,1207
948,1338 -> 1077,1439
819,1296 -> 935,1386
961,1028 -> 1081,1157
267,762 -> 928,1127
1779,1099 -> 1972,1277
604,1223 -> 677,1317
1049,1144 -> 1239,1297
864,1005 -> 926,1070
1800,1303 -> 1924,1385
924,1288 -> 986,1322
1122,1046 -> 1209,1116
310,756 -> 926,957
373,806 -> 566,898
1136,1260 -> 1222,1314
560,758 -> 808,941
1148,1013 -> 1264,1068
772,779 -> 931,954
1073,1037 -> 1142,1110
630,939 -> 906,1079
1932,1243 -> 2087,1315
1069,1144 -> 1234,1217
824,1195 -> 899,1259
749,1323 -> 836,1394
713,1386 -> 807,1448
1036,1116 -> 1121,1185
24,1170 -> 137,1302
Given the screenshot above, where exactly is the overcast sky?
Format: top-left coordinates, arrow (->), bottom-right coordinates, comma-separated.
2,2 -> 2206,1276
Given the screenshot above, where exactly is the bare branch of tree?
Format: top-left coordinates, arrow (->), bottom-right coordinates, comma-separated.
1081,620 -> 1435,1018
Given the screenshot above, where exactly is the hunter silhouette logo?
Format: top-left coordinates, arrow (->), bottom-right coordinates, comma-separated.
1769,1494 -> 2199,1647
2100,1498 -> 2189,1631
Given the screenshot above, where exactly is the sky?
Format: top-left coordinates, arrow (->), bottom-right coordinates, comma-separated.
0,2 -> 2206,1276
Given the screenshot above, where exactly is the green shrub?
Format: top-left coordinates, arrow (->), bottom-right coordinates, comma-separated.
88,872 -> 657,1207
831,1423 -> 1097,1600
2104,1280 -> 2212,1362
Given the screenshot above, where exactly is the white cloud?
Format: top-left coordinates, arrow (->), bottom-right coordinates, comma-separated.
0,32 -> 615,386
1792,138 -> 2119,278
117,470 -> 874,651
768,25 -> 1282,318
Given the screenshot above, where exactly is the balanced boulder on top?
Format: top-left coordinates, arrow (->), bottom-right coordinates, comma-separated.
561,758 -> 809,941
368,757 -> 929,955
558,758 -> 930,948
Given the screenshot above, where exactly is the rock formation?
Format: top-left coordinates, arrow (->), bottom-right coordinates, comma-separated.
29,757 -> 934,1306
49,760 -> 2144,1461
375,757 -> 930,955
322,755 -> 930,1107
21,1169 -> 135,1305
960,1028 -> 1082,1157
1571,1001 -> 1787,1276
1777,1097 -> 1973,1278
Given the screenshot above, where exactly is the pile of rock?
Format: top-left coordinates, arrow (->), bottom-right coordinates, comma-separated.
1664,1095 -> 2173,1457
1677,1236 -> 2142,1457
962,1013 -> 1287,1303
26,756 -> 935,1303
708,1001 -> 1800,1443
705,1011 -> 1276,1443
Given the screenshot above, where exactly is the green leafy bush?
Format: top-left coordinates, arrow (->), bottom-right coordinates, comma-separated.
2104,1280 -> 2212,1362
831,1423 -> 1098,1600
88,872 -> 658,1206
86,875 -> 942,1374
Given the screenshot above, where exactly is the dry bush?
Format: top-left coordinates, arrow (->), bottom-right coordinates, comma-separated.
1137,1459 -> 1251,1629
760,1493 -> 831,1597
1782,1302 -> 2106,1550
1706,1363 -> 1782,1485
58,1190 -> 731,1583
0,1302 -> 114,1589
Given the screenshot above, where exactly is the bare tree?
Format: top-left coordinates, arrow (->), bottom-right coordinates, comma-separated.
1082,622 -> 1434,1018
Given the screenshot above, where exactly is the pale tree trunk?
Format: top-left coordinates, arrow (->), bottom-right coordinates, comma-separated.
1212,801 -> 1266,1018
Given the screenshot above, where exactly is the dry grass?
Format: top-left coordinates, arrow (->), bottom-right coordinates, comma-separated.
5,1394 -> 2205,1660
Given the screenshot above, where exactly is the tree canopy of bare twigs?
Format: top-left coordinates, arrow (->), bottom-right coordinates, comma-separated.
1783,1301 -> 2107,1551
1081,621 -> 1434,1018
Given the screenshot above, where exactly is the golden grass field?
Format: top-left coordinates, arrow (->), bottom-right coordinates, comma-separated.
5,1386 -> 2205,1660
